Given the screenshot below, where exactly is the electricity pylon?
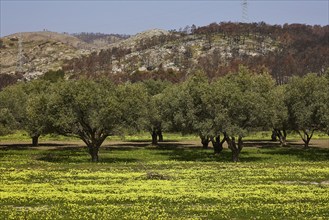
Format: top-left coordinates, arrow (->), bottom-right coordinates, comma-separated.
242,0 -> 249,23
16,33 -> 24,73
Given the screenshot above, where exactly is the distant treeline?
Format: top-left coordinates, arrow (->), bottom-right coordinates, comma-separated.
72,32 -> 130,43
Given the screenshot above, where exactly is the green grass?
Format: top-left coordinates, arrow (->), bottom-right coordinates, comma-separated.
1,130 -> 327,143
0,131 -> 199,142
1,140 -> 329,219
245,131 -> 329,140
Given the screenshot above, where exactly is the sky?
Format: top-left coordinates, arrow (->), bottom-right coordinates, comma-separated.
0,0 -> 328,37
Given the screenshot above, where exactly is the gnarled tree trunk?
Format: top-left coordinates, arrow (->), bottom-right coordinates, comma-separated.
225,134 -> 243,162
211,135 -> 225,155
31,135 -> 40,146
200,135 -> 210,149
274,129 -> 287,146
80,130 -> 108,162
157,130 -> 163,142
297,129 -> 314,148
151,130 -> 158,145
271,130 -> 277,141
88,146 -> 99,162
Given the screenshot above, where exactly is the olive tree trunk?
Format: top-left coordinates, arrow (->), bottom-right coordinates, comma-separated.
225,134 -> 243,162
211,135 -> 225,155
200,135 -> 210,149
157,130 -> 163,142
151,130 -> 158,145
31,135 -> 40,146
80,131 -> 108,162
297,129 -> 314,148
88,146 -> 100,162
274,129 -> 287,146
271,130 -> 277,141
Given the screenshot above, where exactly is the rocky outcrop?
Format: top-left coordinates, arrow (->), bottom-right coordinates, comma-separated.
0,32 -> 93,80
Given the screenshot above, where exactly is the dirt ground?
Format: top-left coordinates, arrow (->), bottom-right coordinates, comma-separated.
0,138 -> 328,150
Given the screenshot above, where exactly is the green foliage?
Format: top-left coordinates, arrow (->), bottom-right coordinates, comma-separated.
0,69 -> 328,160
46,80 -> 151,160
212,67 -> 275,137
48,79 -> 121,137
269,85 -> 289,130
0,80 -> 52,142
25,80 -> 53,139
286,74 -> 328,131
139,79 -> 174,143
142,79 -> 172,96
164,72 -> 213,136
41,69 -> 65,82
0,108 -> 16,135
0,82 -> 28,125
285,73 -> 329,145
116,82 -> 149,134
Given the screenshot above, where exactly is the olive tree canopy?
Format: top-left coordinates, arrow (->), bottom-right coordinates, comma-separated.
285,74 -> 329,148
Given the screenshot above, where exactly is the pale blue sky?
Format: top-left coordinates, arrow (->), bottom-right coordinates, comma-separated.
1,0 -> 328,37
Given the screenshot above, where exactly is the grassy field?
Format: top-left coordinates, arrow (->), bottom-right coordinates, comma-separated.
1,130 -> 328,143
1,138 -> 329,219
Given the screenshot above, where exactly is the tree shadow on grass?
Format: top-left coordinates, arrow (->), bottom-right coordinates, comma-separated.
37,153 -> 139,163
154,142 -> 197,150
103,142 -> 150,149
154,147 -> 267,162
260,146 -> 329,162
243,140 -> 281,148
36,146 -> 140,163
101,142 -> 193,151
0,143 -> 76,150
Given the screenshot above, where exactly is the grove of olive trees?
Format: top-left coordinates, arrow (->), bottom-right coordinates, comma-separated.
0,68 -> 328,161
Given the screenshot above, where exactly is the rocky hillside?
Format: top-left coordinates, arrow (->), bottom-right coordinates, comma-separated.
63,27 -> 278,80
63,23 -> 329,84
1,22 -> 328,87
0,32 -> 93,80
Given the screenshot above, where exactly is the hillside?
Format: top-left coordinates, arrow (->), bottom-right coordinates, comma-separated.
72,32 -> 130,48
0,31 -> 93,81
62,23 -> 329,84
1,22 -> 328,88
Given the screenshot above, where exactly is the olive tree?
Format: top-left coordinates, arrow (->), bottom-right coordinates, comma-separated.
48,79 -> 147,162
269,85 -> 289,146
162,73 -> 215,149
141,79 -> 172,145
323,70 -> 329,135
0,108 -> 16,135
116,82 -> 149,137
212,68 -> 275,161
0,80 -> 52,145
285,74 -> 329,148
0,83 -> 27,132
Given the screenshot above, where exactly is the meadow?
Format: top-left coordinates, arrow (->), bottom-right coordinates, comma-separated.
1,134 -> 329,219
